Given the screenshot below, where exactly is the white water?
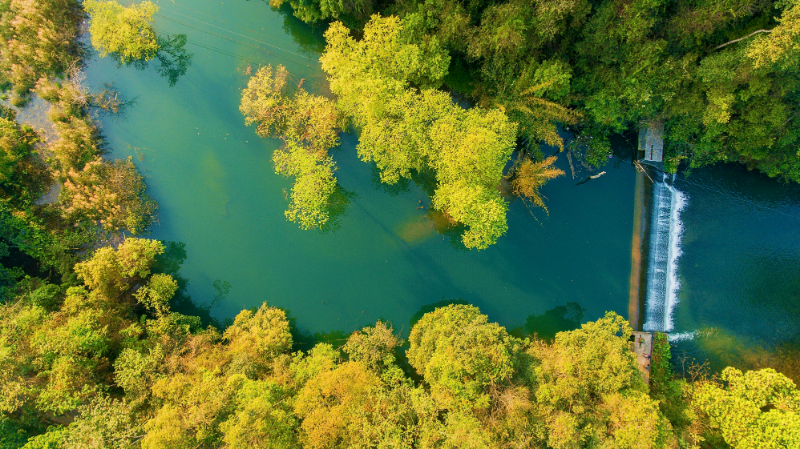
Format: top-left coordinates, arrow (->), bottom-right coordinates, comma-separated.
643,174 -> 687,332
667,331 -> 696,342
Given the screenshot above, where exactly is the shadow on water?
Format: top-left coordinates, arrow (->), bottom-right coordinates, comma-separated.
287,298 -> 473,354
153,241 -> 226,328
369,163 -> 468,250
109,33 -> 192,88
370,164 -> 411,196
316,185 -> 357,234
511,302 -> 586,341
275,4 -> 327,56
155,34 -> 193,88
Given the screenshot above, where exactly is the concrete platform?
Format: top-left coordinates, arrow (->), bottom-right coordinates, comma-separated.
639,122 -> 664,163
631,331 -> 654,384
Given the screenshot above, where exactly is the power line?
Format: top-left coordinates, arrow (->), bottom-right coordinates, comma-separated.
157,7 -> 316,61
152,14 -> 327,90
165,2 -> 314,52
154,13 -> 313,69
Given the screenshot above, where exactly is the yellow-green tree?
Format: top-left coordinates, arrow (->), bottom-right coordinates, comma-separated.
694,367 -> 800,449
407,304 -> 522,409
84,0 -> 160,64
240,65 -> 343,230
321,16 -> 519,249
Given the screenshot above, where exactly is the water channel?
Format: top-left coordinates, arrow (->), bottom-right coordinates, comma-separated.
83,0 -> 800,379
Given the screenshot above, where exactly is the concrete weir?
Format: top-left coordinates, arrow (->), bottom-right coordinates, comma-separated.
628,168 -> 646,331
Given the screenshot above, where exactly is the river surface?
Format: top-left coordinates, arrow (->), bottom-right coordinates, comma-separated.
83,0 -> 800,378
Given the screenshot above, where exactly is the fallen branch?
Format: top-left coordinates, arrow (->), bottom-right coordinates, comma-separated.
714,29 -> 771,51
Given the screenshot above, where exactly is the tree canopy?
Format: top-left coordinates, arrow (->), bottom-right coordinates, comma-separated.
84,0 -> 160,65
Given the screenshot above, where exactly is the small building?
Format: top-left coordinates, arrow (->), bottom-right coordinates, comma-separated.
630,331 -> 654,384
639,122 -> 664,163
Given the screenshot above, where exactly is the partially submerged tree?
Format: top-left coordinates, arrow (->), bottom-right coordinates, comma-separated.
84,0 -> 160,65
240,64 -> 343,230
322,16 -> 520,249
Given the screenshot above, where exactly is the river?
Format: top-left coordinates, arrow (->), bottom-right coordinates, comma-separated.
83,0 -> 800,379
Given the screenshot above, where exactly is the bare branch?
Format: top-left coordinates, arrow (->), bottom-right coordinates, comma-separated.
713,29 -> 771,51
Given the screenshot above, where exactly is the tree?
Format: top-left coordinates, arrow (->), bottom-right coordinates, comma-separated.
747,0 -> 800,69
220,378 -> 299,449
84,0 -> 160,65
241,65 -> 344,230
407,304 -> 522,409
510,156 -> 564,214
223,304 -> 293,376
322,16 -> 519,249
60,157 -> 157,235
342,321 -> 402,374
694,367 -> 800,449
529,312 -> 673,449
0,0 -> 83,100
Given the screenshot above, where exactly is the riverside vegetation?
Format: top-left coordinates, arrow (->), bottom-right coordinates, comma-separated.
246,0 -> 800,248
0,0 -> 798,448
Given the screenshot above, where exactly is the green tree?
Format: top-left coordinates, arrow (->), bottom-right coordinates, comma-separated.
84,0 -> 160,64
240,64 -> 344,230
694,367 -> 800,449
529,312 -> 673,449
322,16 -> 519,249
407,304 -> 522,409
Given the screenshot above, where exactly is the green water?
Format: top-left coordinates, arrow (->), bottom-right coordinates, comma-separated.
84,0 -> 800,380
85,0 -> 635,334
670,165 -> 800,379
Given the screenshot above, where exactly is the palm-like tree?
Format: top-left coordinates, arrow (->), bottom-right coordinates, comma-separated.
509,155 -> 563,214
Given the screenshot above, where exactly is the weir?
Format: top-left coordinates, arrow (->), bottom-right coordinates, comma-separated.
642,173 -> 687,332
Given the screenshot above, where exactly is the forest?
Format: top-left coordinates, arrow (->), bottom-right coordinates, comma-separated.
0,0 -> 798,448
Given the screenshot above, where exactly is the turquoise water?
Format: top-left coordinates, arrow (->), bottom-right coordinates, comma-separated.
670,165 -> 800,378
84,0 -> 800,380
85,0 -> 635,334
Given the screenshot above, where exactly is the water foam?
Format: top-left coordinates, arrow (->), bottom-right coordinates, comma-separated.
667,331 -> 696,342
643,174 -> 687,332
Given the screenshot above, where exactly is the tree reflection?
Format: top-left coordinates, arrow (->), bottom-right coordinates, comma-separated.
523,302 -> 585,341
109,33 -> 192,87
155,34 -> 192,87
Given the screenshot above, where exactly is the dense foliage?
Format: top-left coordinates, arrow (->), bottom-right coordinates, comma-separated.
0,0 -> 798,447
242,15 -> 568,248
240,64 -> 343,230
273,0 -> 800,182
3,273 -> 799,448
0,0 -> 83,104
84,0 -> 160,65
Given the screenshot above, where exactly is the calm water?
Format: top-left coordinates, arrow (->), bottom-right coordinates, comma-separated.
83,0 -> 800,377
670,165 -> 800,379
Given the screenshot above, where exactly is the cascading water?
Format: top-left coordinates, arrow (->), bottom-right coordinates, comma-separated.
643,173 -> 687,333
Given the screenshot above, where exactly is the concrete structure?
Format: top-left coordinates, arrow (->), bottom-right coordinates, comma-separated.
639,122 -> 664,163
631,331 -> 654,384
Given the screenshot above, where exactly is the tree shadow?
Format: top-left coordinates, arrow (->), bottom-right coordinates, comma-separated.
110,33 -> 192,88
152,241 -> 224,329
514,302 -> 586,341
274,4 -> 327,56
317,184 -> 357,234
155,34 -> 192,88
